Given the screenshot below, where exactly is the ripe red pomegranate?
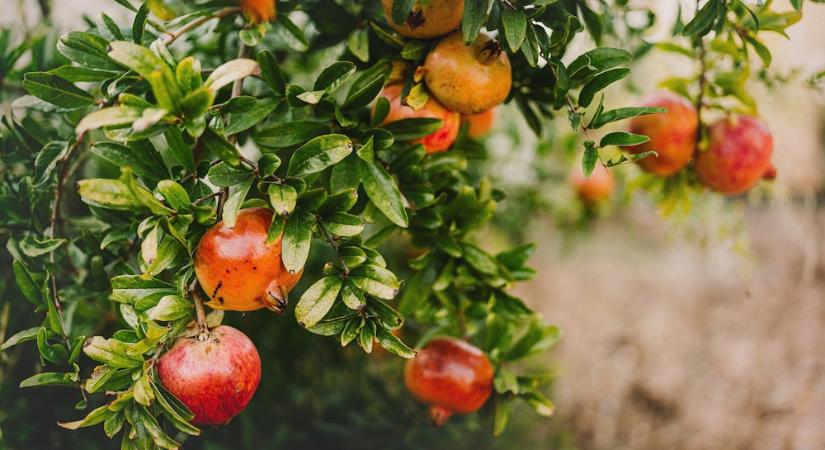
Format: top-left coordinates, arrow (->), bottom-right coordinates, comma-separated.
570,163 -> 615,205
157,326 -> 261,426
381,0 -> 464,39
627,92 -> 698,176
462,108 -> 495,138
404,337 -> 493,426
375,83 -> 460,154
695,115 -> 774,195
194,208 -> 302,313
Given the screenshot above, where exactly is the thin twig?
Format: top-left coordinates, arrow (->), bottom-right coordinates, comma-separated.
694,29 -> 707,152
317,220 -> 350,274
162,7 -> 242,46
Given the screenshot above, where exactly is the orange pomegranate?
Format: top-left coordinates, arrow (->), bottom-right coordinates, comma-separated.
695,115 -> 774,195
462,108 -> 495,138
381,0 -> 464,39
570,163 -> 615,205
627,92 -> 698,176
238,0 -> 276,23
404,337 -> 494,426
423,32 -> 511,115
374,84 -> 460,154
194,207 -> 302,313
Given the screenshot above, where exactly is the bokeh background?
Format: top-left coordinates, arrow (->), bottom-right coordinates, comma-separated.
2,1 -> 825,449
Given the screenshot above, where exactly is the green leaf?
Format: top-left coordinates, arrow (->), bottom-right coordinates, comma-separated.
58,404 -> 114,430
600,131 -> 650,147
110,275 -> 176,304
222,178 -> 253,228
13,260 -> 42,305
19,371 -> 77,388
462,243 -> 500,275
207,162 -> 253,187
49,65 -> 119,82
287,134 -> 353,177
282,213 -> 313,273
163,127 -> 195,172
567,47 -> 632,82
155,180 -> 190,210
91,142 -> 167,182
257,50 -> 287,95
400,40 -> 429,61
295,276 -> 343,328
132,2 -> 149,43
78,179 -> 142,210
462,0 -> 490,44
588,106 -> 665,129
374,326 -> 415,358
682,0 -> 722,37
179,87 -> 214,119
350,264 -> 400,300
390,0 -> 416,26
108,41 -> 165,79
147,295 -> 192,321
57,31 -> 119,70
581,141 -> 598,177
76,106 -> 143,135
142,235 -> 181,278
135,406 -> 181,450
22,72 -> 95,109
347,28 -> 370,63
1,327 -> 39,351
254,121 -> 330,148
322,212 -> 364,237
360,160 -> 409,227
268,183 -> 298,216
202,127 -> 241,166
223,97 -> 278,135
578,68 -> 630,107
381,118 -> 442,141
500,8 -> 527,52
343,74 -> 385,110
83,336 -> 144,368
205,58 -> 260,93
341,283 -> 366,309
175,56 -> 202,92
314,61 -> 356,94
493,396 -> 513,436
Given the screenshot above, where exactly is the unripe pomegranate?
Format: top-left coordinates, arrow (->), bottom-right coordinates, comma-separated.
238,0 -> 276,23
570,163 -> 615,205
424,32 -> 511,115
194,208 -> 302,313
462,108 -> 495,139
157,326 -> 261,426
381,0 -> 464,39
627,92 -> 698,176
695,115 -> 774,195
375,84 -> 460,154
404,337 -> 494,426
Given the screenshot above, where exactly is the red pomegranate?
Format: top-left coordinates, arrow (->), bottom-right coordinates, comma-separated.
627,92 -> 698,176
374,84 -> 460,154
404,337 -> 494,426
570,163 -> 615,205
157,325 -> 261,426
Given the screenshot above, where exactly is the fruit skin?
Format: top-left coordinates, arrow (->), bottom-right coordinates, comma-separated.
570,163 -> 615,205
238,0 -> 276,23
194,208 -> 302,313
381,0 -> 464,39
375,84 -> 460,154
695,115 -> 774,195
462,108 -> 495,139
627,92 -> 699,176
157,326 -> 261,426
404,337 -> 494,426
424,32 -> 512,115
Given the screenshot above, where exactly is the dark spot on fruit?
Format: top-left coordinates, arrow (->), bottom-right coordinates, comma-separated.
212,281 -> 223,298
225,269 -> 230,274
218,297 -> 225,304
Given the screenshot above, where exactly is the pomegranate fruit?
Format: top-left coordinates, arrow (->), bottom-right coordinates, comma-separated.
423,32 -> 512,115
404,337 -> 494,426
381,0 -> 464,39
238,0 -> 276,23
627,92 -> 698,176
194,207 -> 302,313
157,325 -> 261,426
375,83 -> 460,154
695,115 -> 774,195
570,163 -> 615,205
462,108 -> 495,139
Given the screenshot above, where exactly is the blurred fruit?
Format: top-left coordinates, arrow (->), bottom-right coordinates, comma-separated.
570,163 -> 615,205
462,108 -> 495,138
194,208 -> 302,313
157,326 -> 261,426
404,337 -> 493,426
238,0 -> 276,23
627,92 -> 698,176
695,115 -> 774,195
374,83 -> 460,153
381,0 -> 464,39
424,32 -> 511,115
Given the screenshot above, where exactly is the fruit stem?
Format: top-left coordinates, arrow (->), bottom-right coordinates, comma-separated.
192,289 -> 210,342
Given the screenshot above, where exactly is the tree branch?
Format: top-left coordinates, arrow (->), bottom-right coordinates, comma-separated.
163,7 -> 242,46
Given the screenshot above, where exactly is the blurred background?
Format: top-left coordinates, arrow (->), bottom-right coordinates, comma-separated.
2,1 -> 825,449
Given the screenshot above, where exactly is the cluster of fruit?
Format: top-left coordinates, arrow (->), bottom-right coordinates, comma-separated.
573,91 -> 775,205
